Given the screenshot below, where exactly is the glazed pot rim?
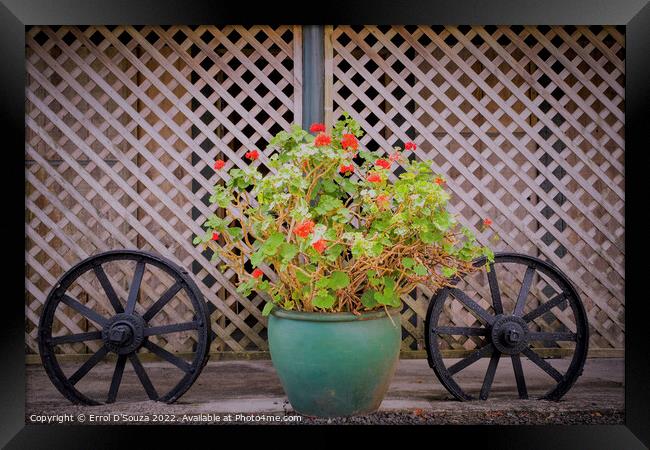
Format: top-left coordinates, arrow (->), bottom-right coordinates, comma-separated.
270,306 -> 401,322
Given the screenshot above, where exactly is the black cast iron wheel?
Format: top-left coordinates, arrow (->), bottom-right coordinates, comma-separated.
425,252 -> 588,401
38,250 -> 211,405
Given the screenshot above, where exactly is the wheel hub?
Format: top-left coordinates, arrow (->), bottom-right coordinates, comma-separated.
102,313 -> 145,355
491,315 -> 529,355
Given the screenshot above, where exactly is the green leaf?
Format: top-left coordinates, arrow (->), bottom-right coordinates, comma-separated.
315,276 -> 330,290
262,302 -> 274,316
315,271 -> 350,291
295,267 -> 311,284
420,230 -> 443,244
250,249 -> 265,268
432,211 -> 452,231
339,178 -> 358,196
367,269 -> 381,287
322,180 -> 338,193
313,195 -> 343,215
312,292 -> 336,309
413,264 -> 428,276
324,243 -> 344,261
368,242 -> 384,257
332,208 -> 352,224
441,266 -> 457,278
192,235 -> 203,245
401,257 -> 415,269
209,186 -> 232,208
227,227 -> 243,240
374,290 -> 400,307
361,290 -> 378,308
236,279 -> 255,297
261,232 -> 285,256
328,271 -> 350,289
204,214 -> 228,230
279,243 -> 298,262
370,218 -> 390,233
373,277 -> 400,307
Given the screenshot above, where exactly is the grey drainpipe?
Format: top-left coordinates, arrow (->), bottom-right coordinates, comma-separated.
301,25 -> 325,128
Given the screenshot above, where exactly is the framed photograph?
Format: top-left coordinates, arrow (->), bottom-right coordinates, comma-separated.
2,0 -> 648,447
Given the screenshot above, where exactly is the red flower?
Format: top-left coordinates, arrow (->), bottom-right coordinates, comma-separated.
339,164 -> 355,175
367,173 -> 382,183
294,220 -> 315,238
314,133 -> 332,147
311,239 -> 327,254
341,133 -> 359,151
434,176 -> 446,186
245,150 -> 259,161
375,159 -> 391,170
483,218 -> 493,228
310,123 -> 326,133
212,231 -> 220,241
252,268 -> 264,279
376,195 -> 390,207
389,152 -> 401,162
213,159 -> 226,170
404,141 -> 417,151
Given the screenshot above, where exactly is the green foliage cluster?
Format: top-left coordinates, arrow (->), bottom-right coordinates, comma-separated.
195,114 -> 493,315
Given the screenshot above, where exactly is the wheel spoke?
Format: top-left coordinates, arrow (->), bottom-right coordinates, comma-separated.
142,281 -> 182,322
68,345 -> 109,385
522,293 -> 567,322
479,351 -> 501,400
93,265 -> 124,313
144,321 -> 199,336
513,266 -> 535,316
449,288 -> 495,325
511,354 -> 528,399
527,331 -> 577,342
486,263 -> 503,315
50,331 -> 103,345
125,260 -> 146,314
448,343 -> 494,375
143,341 -> 192,373
434,326 -> 488,336
60,295 -> 108,327
128,353 -> 158,400
106,355 -> 127,403
522,347 -> 564,383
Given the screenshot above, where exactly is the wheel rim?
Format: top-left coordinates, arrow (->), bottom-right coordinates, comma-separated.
425,252 -> 589,401
38,250 -> 211,405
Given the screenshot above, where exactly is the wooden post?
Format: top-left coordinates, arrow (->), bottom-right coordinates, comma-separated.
302,25 -> 325,128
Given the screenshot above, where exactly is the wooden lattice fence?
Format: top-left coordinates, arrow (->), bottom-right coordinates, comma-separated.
26,25 -> 302,355
327,25 -> 624,352
26,25 -> 624,357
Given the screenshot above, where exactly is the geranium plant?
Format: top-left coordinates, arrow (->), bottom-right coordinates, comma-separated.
194,114 -> 493,316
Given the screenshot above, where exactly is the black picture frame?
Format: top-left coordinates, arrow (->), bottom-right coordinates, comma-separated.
2,0 -> 648,447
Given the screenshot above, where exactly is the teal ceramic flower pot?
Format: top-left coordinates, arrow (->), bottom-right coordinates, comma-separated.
268,307 -> 401,417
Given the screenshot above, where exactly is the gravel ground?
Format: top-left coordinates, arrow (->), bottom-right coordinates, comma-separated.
297,409 -> 624,425
26,358 -> 624,425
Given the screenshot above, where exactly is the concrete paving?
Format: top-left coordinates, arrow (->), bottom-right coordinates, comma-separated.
26,358 -> 624,425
